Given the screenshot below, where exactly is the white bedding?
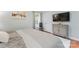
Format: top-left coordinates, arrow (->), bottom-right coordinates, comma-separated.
17,28 -> 65,48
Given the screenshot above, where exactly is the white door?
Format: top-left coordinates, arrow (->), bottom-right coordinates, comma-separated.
34,12 -> 41,30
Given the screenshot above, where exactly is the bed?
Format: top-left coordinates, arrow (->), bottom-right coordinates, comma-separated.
17,28 -> 65,48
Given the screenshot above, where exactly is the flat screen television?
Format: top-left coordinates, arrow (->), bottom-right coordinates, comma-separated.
53,12 -> 70,22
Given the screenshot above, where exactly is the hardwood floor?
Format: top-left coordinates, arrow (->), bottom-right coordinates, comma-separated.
70,40 -> 79,48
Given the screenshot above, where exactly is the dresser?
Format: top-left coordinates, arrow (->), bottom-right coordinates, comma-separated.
53,23 -> 69,38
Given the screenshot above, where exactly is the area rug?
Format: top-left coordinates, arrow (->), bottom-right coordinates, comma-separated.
0,31 -> 26,48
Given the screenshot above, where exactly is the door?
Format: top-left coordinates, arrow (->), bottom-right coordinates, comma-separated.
33,12 -> 41,30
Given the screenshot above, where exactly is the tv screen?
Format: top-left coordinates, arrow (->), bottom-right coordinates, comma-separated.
53,12 -> 70,22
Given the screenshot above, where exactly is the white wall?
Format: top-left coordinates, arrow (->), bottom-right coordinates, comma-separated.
42,12 -> 52,33
70,11 -> 79,40
42,11 -> 79,40
0,11 -> 33,31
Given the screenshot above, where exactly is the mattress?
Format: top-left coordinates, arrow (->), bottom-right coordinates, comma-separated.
17,28 -> 64,48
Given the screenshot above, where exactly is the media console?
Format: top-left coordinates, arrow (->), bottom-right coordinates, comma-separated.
53,23 -> 69,38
